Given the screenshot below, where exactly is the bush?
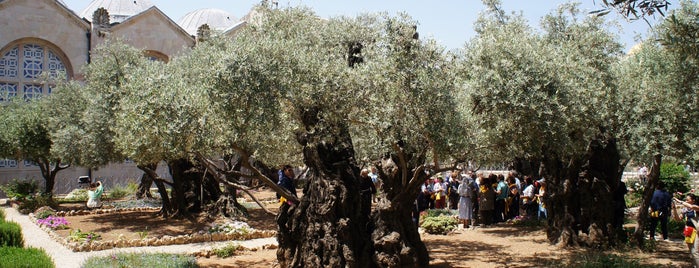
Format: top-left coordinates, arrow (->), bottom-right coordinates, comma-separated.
213,243 -> 243,258
61,189 -> 88,202
107,182 -> 138,199
82,253 -> 198,268
18,195 -> 57,214
421,215 -> 458,235
660,162 -> 690,195
0,247 -> 54,268
0,221 -> 24,247
0,207 -> 6,221
0,179 -> 39,200
34,206 -> 56,219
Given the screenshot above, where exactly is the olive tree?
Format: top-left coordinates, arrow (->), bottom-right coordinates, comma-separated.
0,97 -> 68,195
457,1 -> 625,246
615,0 -> 699,247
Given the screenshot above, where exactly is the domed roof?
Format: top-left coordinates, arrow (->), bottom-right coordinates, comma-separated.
178,8 -> 238,36
80,0 -> 154,23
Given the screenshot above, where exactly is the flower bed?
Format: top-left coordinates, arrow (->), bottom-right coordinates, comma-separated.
30,207 -> 276,252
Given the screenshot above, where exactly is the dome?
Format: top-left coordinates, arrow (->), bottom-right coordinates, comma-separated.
80,0 -> 154,23
178,8 -> 238,36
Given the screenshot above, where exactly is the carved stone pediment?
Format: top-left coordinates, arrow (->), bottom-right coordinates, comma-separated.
93,7 -> 110,27
197,24 -> 211,43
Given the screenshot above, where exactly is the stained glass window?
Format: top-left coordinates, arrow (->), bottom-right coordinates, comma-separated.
0,83 -> 17,101
0,47 -> 18,78
23,84 -> 43,100
0,159 -> 18,168
0,42 -> 69,102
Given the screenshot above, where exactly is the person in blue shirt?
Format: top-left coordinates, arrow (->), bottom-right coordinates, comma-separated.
277,165 -> 297,200
650,181 -> 672,241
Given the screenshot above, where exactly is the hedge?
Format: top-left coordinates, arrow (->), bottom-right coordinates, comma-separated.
0,247 -> 54,268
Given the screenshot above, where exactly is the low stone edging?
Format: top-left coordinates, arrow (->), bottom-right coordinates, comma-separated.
29,207 -> 277,252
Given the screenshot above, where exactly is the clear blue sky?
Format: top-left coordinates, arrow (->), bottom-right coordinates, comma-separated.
63,0 -> 671,52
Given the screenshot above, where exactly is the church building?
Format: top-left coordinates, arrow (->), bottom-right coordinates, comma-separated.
0,0 -> 251,194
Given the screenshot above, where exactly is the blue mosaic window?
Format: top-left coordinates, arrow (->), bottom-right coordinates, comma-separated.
23,44 -> 44,79
0,42 -> 69,102
0,159 -> 18,168
48,50 -> 67,79
23,84 -> 43,100
0,83 -> 18,101
0,47 -> 18,78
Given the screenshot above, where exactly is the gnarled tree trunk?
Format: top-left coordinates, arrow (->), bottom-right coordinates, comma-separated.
277,107 -> 369,267
634,153 -> 662,248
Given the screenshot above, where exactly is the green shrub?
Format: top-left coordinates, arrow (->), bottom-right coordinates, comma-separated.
0,179 -> 39,200
34,206 -> 56,219
0,221 -> 24,247
660,162 -> 690,194
0,247 -> 54,268
213,243 -> 243,258
82,253 -> 198,268
107,182 -> 138,199
61,188 -> 88,202
0,207 -> 6,221
18,194 -> 57,214
421,215 -> 458,235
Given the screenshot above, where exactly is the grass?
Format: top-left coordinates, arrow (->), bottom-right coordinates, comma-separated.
213,243 -> 243,258
0,247 -> 54,268
82,252 -> 198,268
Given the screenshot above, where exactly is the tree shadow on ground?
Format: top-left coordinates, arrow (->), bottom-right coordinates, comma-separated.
426,232 -> 561,267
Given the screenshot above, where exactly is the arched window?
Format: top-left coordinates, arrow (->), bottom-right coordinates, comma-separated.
0,40 -> 71,101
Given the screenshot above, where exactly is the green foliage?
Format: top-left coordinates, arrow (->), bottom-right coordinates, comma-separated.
420,215 -> 458,235
626,179 -> 645,208
659,162 -> 691,194
0,179 -> 39,200
17,195 -> 57,215
82,253 -> 197,268
0,220 -> 24,247
0,247 -> 54,268
213,243 -> 243,258
106,182 -> 138,199
34,206 -> 56,219
68,229 -> 101,243
0,207 -> 5,221
60,188 -> 88,202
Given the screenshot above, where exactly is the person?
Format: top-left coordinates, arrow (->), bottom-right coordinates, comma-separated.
506,175 -> 519,220
494,174 -> 508,223
650,181 -> 672,241
87,181 -> 104,208
359,169 -> 377,220
674,194 -> 699,267
421,179 -> 435,210
277,165 -> 297,205
536,179 -> 547,220
448,172 -> 460,210
521,176 -> 536,217
369,167 -> 380,203
433,177 -> 447,209
639,164 -> 648,184
458,173 -> 477,228
478,174 -> 496,227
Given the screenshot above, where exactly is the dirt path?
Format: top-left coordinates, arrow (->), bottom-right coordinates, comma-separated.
199,224 -> 693,268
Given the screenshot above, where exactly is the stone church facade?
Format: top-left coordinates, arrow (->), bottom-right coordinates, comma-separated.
0,0 -> 249,194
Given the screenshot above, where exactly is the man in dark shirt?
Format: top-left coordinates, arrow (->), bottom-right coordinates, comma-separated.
650,181 -> 672,241
278,165 -> 297,199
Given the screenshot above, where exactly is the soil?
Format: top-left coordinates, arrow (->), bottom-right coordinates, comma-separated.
49,189 -> 692,268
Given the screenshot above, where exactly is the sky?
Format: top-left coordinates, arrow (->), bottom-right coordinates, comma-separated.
61,0 -> 672,52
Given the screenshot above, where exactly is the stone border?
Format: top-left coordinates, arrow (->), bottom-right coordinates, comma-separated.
29,207 -> 277,252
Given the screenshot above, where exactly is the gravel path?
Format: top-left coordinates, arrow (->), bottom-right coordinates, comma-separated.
3,206 -> 277,268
